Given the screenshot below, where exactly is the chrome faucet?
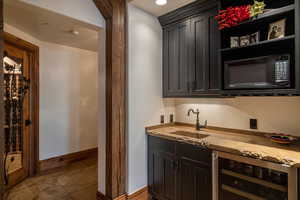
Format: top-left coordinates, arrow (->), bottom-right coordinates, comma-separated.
187,109 -> 207,131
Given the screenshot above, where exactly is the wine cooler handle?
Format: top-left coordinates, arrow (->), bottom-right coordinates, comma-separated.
212,151 -> 219,200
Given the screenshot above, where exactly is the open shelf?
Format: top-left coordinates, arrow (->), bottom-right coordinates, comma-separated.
222,4 -> 295,31
218,0 -> 298,95
220,35 -> 295,52
221,169 -> 287,192
222,184 -> 267,200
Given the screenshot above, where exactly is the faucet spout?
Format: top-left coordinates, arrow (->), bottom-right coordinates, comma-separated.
187,109 -> 195,116
186,109 -> 207,131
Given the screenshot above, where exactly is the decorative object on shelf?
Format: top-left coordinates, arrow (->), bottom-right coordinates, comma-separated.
215,1 -> 266,30
230,32 -> 260,48
268,19 -> 286,40
268,133 -> 297,145
240,35 -> 250,46
250,32 -> 260,44
250,1 -> 266,18
215,5 -> 251,30
230,37 -> 240,48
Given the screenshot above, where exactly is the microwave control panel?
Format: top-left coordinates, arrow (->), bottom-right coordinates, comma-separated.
274,57 -> 289,83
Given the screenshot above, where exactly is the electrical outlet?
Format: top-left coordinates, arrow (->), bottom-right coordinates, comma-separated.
250,119 -> 257,129
170,114 -> 174,123
160,115 -> 164,124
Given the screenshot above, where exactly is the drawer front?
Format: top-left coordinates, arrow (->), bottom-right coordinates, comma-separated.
148,135 -> 176,154
177,142 -> 211,165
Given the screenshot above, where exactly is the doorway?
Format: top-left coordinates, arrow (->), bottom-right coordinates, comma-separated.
3,0 -> 101,198
3,32 -> 39,188
0,0 -> 127,199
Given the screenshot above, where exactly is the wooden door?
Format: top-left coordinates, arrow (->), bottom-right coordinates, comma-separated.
3,42 -> 31,187
163,20 -> 190,97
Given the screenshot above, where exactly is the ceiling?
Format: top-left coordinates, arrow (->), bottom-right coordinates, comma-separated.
130,0 -> 197,17
4,0 -> 100,52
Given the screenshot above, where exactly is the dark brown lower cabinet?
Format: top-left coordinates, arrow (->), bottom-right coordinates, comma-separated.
148,136 -> 177,200
148,136 -> 212,200
177,158 -> 211,200
150,151 -> 177,200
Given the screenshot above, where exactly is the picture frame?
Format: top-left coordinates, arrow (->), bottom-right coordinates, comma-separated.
268,19 -> 286,40
250,32 -> 260,44
230,37 -> 240,48
240,35 -> 250,47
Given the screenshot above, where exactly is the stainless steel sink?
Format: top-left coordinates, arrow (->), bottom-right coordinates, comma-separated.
171,131 -> 209,139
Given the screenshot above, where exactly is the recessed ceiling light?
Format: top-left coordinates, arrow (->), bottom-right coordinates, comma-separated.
155,0 -> 167,6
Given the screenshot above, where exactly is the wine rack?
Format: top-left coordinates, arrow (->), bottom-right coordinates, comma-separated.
212,151 -> 298,200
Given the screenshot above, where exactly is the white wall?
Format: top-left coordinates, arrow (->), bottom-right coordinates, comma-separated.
175,97 -> 300,136
126,4 -> 300,195
5,24 -> 99,160
127,4 -> 175,195
19,0 -> 105,28
5,0 -> 108,194
98,30 -> 106,194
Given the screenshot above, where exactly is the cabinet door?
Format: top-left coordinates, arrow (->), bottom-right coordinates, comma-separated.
149,151 -> 177,200
163,20 -> 190,97
148,136 -> 177,200
190,14 -> 209,93
177,157 -> 212,200
190,6 -> 221,95
208,7 -> 221,92
177,143 -> 212,200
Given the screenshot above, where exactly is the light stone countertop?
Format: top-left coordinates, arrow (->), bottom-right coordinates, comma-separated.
146,124 -> 300,167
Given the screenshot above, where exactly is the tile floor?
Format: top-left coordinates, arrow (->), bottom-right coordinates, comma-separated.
4,157 -> 98,200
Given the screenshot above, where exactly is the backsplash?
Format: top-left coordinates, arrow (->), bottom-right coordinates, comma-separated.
174,97 -> 300,137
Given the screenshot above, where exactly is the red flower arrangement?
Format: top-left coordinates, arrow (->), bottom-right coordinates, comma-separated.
215,5 -> 251,30
215,1 -> 266,30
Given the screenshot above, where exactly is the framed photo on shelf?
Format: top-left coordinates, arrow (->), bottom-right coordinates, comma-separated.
230,37 -> 240,48
268,19 -> 286,40
250,32 -> 260,44
240,35 -> 250,46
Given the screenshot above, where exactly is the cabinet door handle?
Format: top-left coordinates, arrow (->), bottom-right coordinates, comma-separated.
172,160 -> 180,171
172,160 -> 177,170
177,161 -> 180,171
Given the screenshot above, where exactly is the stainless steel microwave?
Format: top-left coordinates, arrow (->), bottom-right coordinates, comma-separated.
224,55 -> 291,90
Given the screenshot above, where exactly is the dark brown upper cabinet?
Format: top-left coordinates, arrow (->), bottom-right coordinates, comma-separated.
160,0 -> 300,97
190,7 -> 221,95
163,20 -> 190,97
160,0 -> 221,98
190,14 -> 209,94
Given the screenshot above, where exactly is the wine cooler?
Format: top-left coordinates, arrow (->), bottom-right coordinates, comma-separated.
212,151 -> 298,200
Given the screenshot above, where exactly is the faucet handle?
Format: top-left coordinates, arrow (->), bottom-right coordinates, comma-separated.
199,120 -> 207,129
